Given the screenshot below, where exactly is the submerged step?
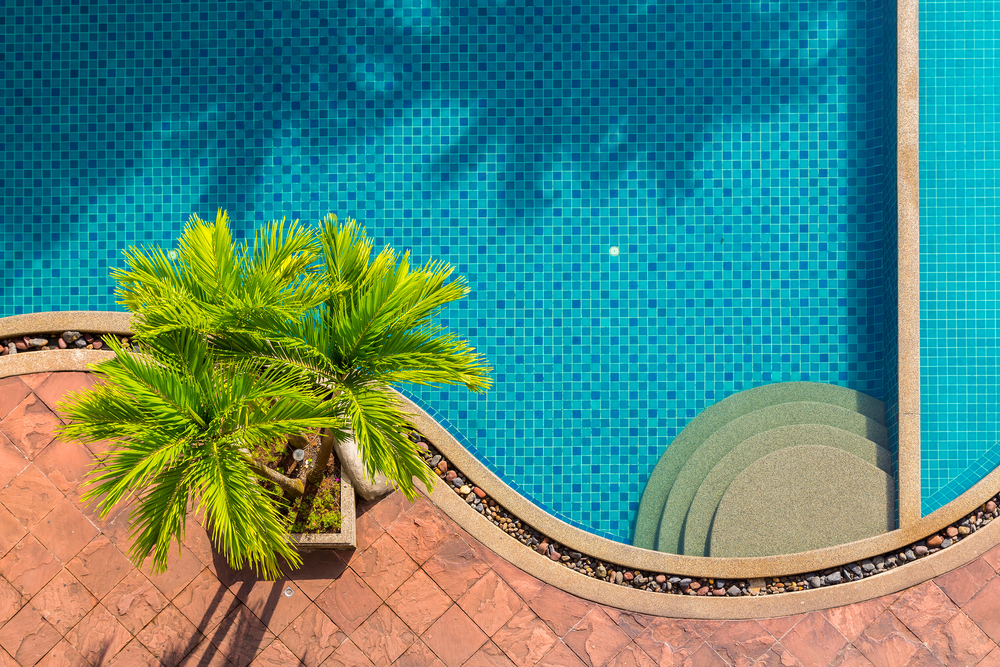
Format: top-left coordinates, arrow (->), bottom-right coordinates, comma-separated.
681,424 -> 893,557
632,382 -> 885,550
708,445 -> 895,557
655,401 -> 888,554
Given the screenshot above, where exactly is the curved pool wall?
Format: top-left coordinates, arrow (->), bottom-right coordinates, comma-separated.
918,0 -> 1000,515
2,0 -> 900,542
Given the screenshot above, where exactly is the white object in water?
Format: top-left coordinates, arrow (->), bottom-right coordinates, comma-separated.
609,246 -> 620,256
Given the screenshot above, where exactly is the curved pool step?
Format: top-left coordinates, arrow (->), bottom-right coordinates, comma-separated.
681,424 -> 893,557
655,401 -> 888,554
708,445 -> 896,557
632,382 -> 885,550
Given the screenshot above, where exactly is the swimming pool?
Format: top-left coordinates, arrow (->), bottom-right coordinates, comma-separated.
3,0 -> 898,543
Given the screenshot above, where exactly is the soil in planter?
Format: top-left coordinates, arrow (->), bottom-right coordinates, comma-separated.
253,431 -> 342,534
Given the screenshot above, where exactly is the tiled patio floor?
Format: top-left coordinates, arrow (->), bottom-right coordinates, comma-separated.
2,372 -> 1000,666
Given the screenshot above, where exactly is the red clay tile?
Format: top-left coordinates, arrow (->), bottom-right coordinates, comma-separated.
366,490 -> 413,530
458,570 -> 522,637
104,570 -> 170,635
979,646 -> 1000,667
173,569 -> 242,634
537,641 -> 588,667
65,603 -> 133,666
779,611 -> 847,667
983,543 -> 1000,574
528,584 -> 595,637
278,605 -> 346,667
349,511 -> 385,555
324,639 -> 375,667
19,373 -> 51,391
30,569 -> 97,636
757,615 -> 804,642
824,599 -> 886,643
314,568 -> 382,635
349,532 -> 419,600
749,643 -> 804,667
421,604 -> 488,667
206,606 -> 275,667
601,608 -> 653,641
33,438 -> 96,495
0,394 -> 59,460
137,604 -> 204,667
182,521 -> 217,569
890,581 -> 960,642
604,643 -> 658,667
285,550 -> 346,601
423,533 -> 492,601
463,641 -> 517,667
105,639 -> 162,667
386,501 -> 456,565
176,636 -> 235,667
394,639 -> 446,667
386,569 -> 454,635
451,524 -> 501,567
32,372 -> 98,419
829,646 -> 877,667
0,605 -> 62,667
492,607 -> 559,667
563,607 -> 632,667
853,611 -> 922,667
492,557 -> 546,603
705,620 -> 776,667
0,533 -> 63,597
33,497 -> 98,562
0,578 -> 23,628
0,506 -> 27,558
681,642 -> 728,667
0,432 -> 27,490
240,578 -> 311,636
66,534 -> 131,599
35,639 -> 89,667
0,377 -> 31,421
0,463 -> 63,529
902,645 -> 946,666
247,639 -> 299,667
632,618 -> 705,665
923,610 -> 996,666
352,605 -> 417,667
144,545 -> 206,600
936,557 -> 996,607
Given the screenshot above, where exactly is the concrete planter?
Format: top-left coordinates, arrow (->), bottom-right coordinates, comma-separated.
288,471 -> 357,550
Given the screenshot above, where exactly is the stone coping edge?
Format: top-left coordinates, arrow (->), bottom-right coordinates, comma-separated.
0,311 -> 133,338
0,324 -> 357,551
401,394 -> 1000,614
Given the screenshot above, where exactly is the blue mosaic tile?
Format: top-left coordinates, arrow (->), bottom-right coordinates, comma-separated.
920,0 -> 1000,515
1,0 -> 893,542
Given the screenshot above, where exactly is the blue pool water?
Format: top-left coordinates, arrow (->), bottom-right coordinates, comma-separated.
920,0 -> 1000,515
2,0 -> 894,542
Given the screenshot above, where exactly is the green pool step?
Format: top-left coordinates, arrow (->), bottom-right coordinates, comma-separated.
708,445 -> 895,557
681,423 -> 893,557
632,382 -> 885,552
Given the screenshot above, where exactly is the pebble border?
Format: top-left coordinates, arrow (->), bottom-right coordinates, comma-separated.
413,433 -> 1000,598
1,331 -> 127,355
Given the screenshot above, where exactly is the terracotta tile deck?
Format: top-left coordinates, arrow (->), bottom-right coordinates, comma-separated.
2,371 -> 1000,666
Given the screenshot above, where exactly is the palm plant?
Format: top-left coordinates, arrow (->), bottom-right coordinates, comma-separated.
59,209 -> 491,576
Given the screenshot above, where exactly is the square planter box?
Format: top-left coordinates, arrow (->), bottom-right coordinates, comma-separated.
289,471 -> 356,549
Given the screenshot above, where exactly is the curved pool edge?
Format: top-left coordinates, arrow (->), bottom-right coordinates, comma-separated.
7,310 -> 1000,619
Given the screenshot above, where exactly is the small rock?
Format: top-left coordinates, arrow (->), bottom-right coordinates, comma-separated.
7,343 -> 16,355
29,338 -> 47,347
74,338 -> 87,348
712,588 -> 726,596
459,485 -> 471,495
727,585 -> 742,596
679,578 -> 692,589
62,331 -> 82,344
941,538 -> 953,548
473,487 -> 486,499
927,535 -> 943,548
905,549 -> 916,561
57,337 -> 67,349
688,581 -> 700,591
914,546 -> 928,556
569,552 -> 582,560
438,460 -> 448,473
430,455 -> 441,467
536,542 -> 548,556
946,526 -> 959,538
14,340 -> 26,351
849,564 -> 863,577
826,571 -> 843,585
655,575 -> 666,584
84,333 -> 94,342
445,470 -> 457,482
614,571 -> 624,585
451,477 -> 464,488
987,501 -> 997,513
959,526 -> 971,535
596,565 -> 607,578
808,576 -> 823,589
549,551 -> 561,561
873,555 -> 886,569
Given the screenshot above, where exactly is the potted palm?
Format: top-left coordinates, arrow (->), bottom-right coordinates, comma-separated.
58,210 -> 491,578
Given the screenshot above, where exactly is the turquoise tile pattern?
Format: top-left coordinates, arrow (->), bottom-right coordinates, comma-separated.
1,0 -> 892,542
919,0 -> 1000,515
